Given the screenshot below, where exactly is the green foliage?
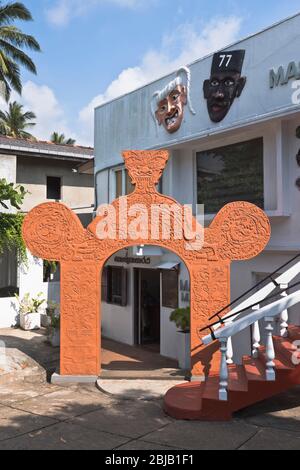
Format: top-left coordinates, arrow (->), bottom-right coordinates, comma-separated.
51,314 -> 60,330
46,300 -> 59,316
0,212 -> 26,262
170,307 -> 190,333
43,260 -> 58,282
15,292 -> 45,315
0,2 -> 41,101
0,178 -> 28,263
0,101 -> 36,139
0,177 -> 27,209
50,132 -> 76,146
296,126 -> 300,139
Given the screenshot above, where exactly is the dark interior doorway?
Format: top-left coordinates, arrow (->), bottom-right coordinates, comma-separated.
134,268 -> 161,349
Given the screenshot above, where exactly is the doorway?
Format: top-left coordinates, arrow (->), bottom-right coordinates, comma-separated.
134,268 -> 161,350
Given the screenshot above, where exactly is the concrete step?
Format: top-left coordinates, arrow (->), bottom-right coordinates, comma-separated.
100,368 -> 187,381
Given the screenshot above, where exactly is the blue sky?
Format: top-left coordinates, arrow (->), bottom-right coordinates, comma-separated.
6,0 -> 300,146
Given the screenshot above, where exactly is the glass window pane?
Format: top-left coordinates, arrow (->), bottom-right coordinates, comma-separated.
107,266 -> 126,306
47,177 -> 61,200
125,170 -> 135,195
115,170 -> 123,199
162,270 -> 178,309
0,248 -> 19,298
197,138 -> 264,214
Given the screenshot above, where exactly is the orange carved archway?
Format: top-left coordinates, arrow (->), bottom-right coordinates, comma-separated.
22,150 -> 271,380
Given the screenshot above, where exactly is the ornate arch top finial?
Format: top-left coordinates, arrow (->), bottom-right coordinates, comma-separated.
123,150 -> 169,190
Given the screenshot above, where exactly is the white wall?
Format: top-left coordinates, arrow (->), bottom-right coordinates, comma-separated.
102,267 -> 134,346
0,251 -> 60,329
0,298 -> 18,328
0,153 -> 17,214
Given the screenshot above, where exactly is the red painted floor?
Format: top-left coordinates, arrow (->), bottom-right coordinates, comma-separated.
101,338 -> 179,374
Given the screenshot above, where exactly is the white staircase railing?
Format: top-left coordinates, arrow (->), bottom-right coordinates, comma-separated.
213,261 -> 300,330
202,289 -> 300,402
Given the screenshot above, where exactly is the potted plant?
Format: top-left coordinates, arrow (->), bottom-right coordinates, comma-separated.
41,301 -> 59,328
170,307 -> 191,370
15,292 -> 45,331
47,313 -> 60,347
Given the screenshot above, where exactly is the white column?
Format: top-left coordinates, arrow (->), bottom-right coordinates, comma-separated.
280,284 -> 289,338
265,317 -> 276,381
252,320 -> 261,358
219,338 -> 229,401
252,305 -> 261,358
226,336 -> 234,365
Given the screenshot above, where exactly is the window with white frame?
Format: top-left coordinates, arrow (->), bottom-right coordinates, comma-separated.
196,138 -> 264,215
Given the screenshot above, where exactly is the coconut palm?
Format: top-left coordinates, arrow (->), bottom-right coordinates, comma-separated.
50,132 -> 76,146
0,100 -> 36,138
0,2 -> 41,101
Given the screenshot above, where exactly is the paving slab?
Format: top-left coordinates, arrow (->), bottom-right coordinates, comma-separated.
97,379 -> 185,400
236,387 -> 300,433
11,388 -> 115,421
0,405 -> 58,441
116,439 -> 183,451
239,427 -> 300,450
142,419 -> 259,450
0,382 -> 60,406
0,421 -> 129,450
70,399 -> 171,439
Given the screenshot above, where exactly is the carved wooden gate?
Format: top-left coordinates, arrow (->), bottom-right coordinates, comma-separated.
22,150 -> 270,380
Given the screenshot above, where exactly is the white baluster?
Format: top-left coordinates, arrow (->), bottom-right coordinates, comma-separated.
251,305 -> 261,358
265,317 -> 276,381
252,320 -> 261,358
219,338 -> 229,401
280,284 -> 289,338
226,336 -> 233,365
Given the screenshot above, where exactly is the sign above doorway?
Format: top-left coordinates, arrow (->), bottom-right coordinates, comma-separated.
114,255 -> 151,265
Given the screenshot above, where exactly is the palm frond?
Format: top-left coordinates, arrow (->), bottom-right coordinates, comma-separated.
0,39 -> 36,73
0,3 -> 33,25
0,26 -> 40,51
0,3 -> 40,100
0,100 -> 36,139
0,54 -> 22,94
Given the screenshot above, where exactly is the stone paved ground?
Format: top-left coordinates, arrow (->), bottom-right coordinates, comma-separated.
1,328 -> 300,450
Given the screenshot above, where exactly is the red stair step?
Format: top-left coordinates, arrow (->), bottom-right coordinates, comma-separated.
287,325 -> 300,341
273,336 -> 297,365
243,356 -> 266,381
228,364 -> 248,392
259,348 -> 292,371
202,364 -> 248,401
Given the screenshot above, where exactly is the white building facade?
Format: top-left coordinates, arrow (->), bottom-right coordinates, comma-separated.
94,13 -> 300,364
0,137 -> 94,328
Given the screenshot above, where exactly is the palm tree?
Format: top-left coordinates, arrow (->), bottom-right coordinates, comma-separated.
0,2 -> 41,101
50,132 -> 76,146
0,100 -> 36,138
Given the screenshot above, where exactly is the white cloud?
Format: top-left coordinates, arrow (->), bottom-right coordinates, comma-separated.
0,15 -> 242,147
22,82 -> 75,141
79,16 -> 242,143
46,0 -> 149,26
0,81 -> 79,143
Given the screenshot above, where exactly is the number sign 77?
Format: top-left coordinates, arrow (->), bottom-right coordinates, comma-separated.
219,54 -> 233,68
